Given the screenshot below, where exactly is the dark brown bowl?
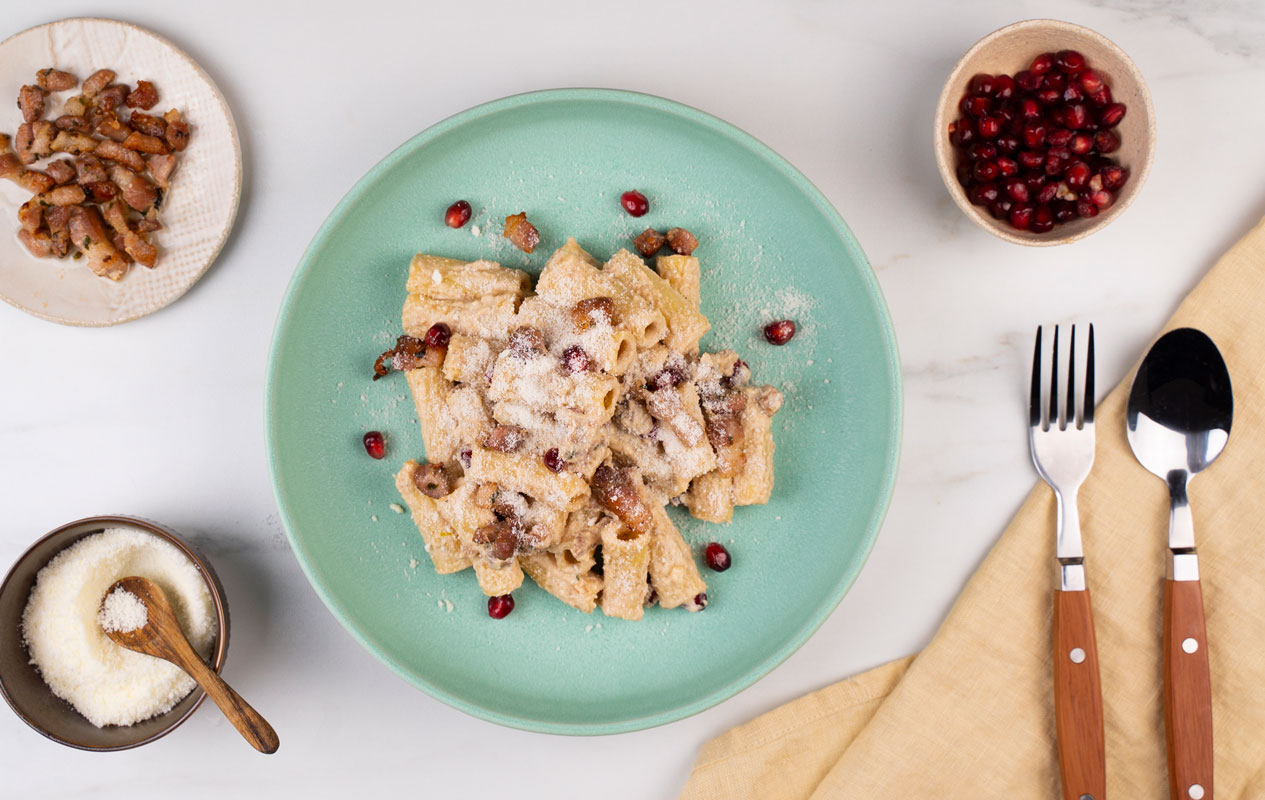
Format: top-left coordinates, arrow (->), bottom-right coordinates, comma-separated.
0,515 -> 229,751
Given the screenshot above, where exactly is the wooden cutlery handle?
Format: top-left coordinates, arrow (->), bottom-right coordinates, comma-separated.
184,656 -> 280,754
1164,579 -> 1213,800
1054,589 -> 1106,800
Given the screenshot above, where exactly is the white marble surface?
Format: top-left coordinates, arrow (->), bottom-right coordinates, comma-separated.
3,0 -> 1264,796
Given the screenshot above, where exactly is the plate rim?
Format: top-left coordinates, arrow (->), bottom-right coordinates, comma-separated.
265,87 -> 903,735
0,16 -> 243,327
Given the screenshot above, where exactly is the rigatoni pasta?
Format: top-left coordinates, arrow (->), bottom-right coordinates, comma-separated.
390,238 -> 783,619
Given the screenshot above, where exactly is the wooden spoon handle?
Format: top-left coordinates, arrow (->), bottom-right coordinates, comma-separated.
184,657 -> 280,754
1164,578 -> 1213,800
1053,588 -> 1107,800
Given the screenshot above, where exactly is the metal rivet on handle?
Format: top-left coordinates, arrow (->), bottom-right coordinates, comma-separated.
1182,637 -> 1199,654
1079,794 -> 1094,800
1188,784 -> 1204,799
1069,647 -> 1086,664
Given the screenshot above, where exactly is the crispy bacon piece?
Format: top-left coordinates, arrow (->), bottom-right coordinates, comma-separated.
36,68 -> 78,91
30,122 -> 56,158
43,159 -> 76,184
48,130 -> 96,155
163,109 -> 190,152
83,181 -> 118,202
81,69 -> 115,97
372,334 -> 427,380
53,115 -> 92,133
666,227 -> 699,256
411,462 -> 451,498
102,199 -> 157,267
632,228 -> 667,258
125,80 -> 159,110
39,184 -> 86,206
94,84 -> 128,112
122,131 -> 169,155
63,94 -> 90,117
571,296 -> 616,331
481,424 -> 527,453
4,163 -> 54,195
502,212 -> 539,253
68,206 -> 128,281
591,464 -> 654,536
14,123 -> 35,164
0,153 -> 23,180
94,112 -> 131,142
146,153 -> 179,189
128,112 -> 166,138
17,199 -> 42,233
74,154 -> 108,183
18,85 -> 46,123
18,229 -> 54,258
473,519 -> 519,562
96,140 -> 146,171
136,209 -> 162,233
45,205 -> 72,257
108,165 -> 157,211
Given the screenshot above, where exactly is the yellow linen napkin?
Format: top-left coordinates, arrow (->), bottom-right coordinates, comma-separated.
681,215 -> 1265,799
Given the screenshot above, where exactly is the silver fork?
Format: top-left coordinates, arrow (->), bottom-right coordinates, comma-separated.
1029,324 -> 1107,800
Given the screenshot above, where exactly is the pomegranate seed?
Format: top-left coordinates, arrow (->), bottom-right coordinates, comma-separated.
1099,103 -> 1127,127
1079,69 -> 1104,95
487,594 -> 515,619
1022,121 -> 1046,149
1055,50 -> 1086,74
996,134 -> 1021,154
1036,88 -> 1062,106
1030,53 -> 1054,75
1065,161 -> 1092,189
993,74 -> 1016,99
976,116 -> 1001,139
1009,203 -> 1035,231
363,431 -> 386,459
424,322 -> 451,348
1042,71 -> 1067,91
1017,150 -> 1045,170
1093,130 -> 1121,153
692,592 -> 708,610
1030,204 -> 1055,234
1089,85 -> 1113,107
1053,200 -> 1077,222
956,162 -> 973,187
444,200 -> 472,229
949,119 -> 976,148
1101,165 -> 1129,191
1015,69 -> 1040,92
972,159 -> 999,183
1088,188 -> 1115,208
1076,198 -> 1100,218
620,190 -> 649,217
1069,133 -> 1094,155
967,142 -> 997,161
1047,128 -> 1073,147
1064,103 -> 1090,129
459,447 -> 472,468
989,198 -> 1014,220
1004,178 -> 1030,203
1062,84 -> 1085,104
1024,173 -> 1046,193
543,448 -> 565,473
764,319 -> 796,345
996,156 -> 1019,177
561,345 -> 592,373
1045,147 -> 1071,176
1035,181 -> 1059,204
960,95 -> 991,118
968,182 -> 1000,206
969,73 -> 995,96
704,542 -> 731,571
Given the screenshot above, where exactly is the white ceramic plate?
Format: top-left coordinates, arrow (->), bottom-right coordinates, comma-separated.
0,17 -> 241,326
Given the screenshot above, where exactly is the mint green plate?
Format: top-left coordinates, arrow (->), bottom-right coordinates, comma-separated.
266,89 -> 901,734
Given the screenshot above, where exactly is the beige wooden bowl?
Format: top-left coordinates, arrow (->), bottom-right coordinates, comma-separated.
934,19 -> 1155,246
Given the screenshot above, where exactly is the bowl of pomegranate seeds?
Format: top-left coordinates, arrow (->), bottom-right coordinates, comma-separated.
934,19 -> 1155,245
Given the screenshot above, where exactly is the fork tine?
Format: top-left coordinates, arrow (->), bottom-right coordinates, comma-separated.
1049,325 -> 1060,429
1067,325 -> 1077,428
1030,326 -> 1043,428
1084,323 -> 1095,424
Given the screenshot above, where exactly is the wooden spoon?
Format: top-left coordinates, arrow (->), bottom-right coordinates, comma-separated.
101,576 -> 279,754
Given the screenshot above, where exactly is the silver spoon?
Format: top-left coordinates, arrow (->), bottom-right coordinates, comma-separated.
1126,327 -> 1232,800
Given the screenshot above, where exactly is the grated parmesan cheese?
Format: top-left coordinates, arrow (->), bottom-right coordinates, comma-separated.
21,528 -> 218,728
97,588 -> 147,633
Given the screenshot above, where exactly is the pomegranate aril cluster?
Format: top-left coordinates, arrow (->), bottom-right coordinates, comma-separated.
949,50 -> 1128,234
